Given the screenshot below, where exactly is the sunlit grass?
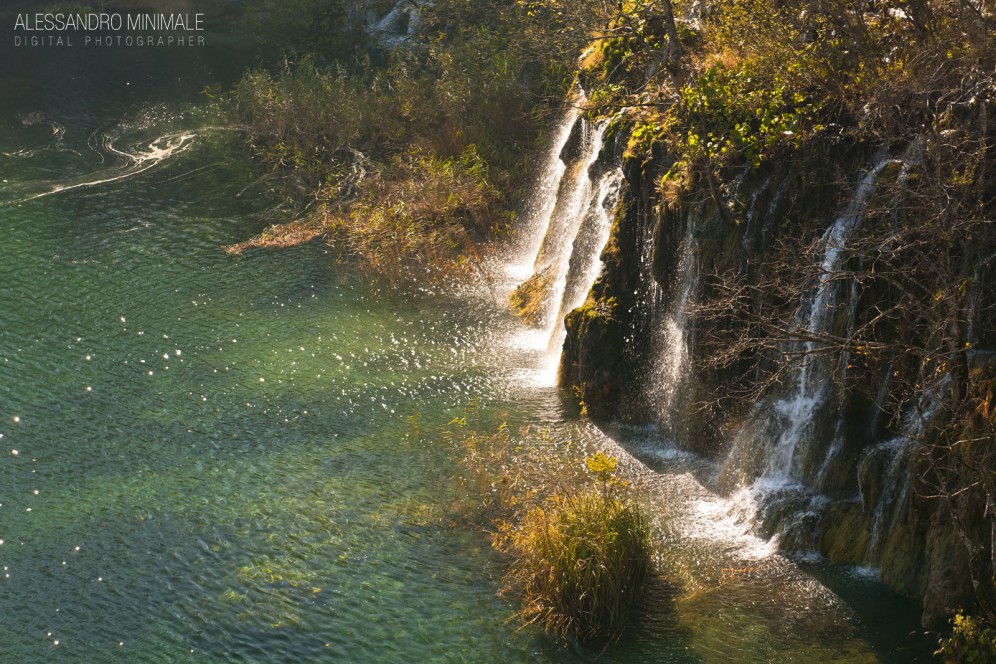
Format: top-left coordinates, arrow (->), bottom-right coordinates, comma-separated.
502,490 -> 651,642
445,416 -> 653,643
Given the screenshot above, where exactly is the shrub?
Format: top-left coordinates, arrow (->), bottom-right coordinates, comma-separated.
225,0 -> 612,283
936,612 -> 996,663
501,488 -> 651,642
314,147 -> 500,283
445,416 -> 653,643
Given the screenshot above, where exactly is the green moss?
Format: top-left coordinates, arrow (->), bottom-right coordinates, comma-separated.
572,295 -> 618,323
601,36 -> 630,76
670,62 -> 824,172
818,501 -> 870,565
599,202 -> 628,267
623,117 -> 664,163
597,114 -> 627,162
509,267 -> 556,327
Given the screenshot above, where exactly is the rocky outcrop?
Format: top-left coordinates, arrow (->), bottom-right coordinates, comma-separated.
558,114 -> 996,626
559,136 -> 656,420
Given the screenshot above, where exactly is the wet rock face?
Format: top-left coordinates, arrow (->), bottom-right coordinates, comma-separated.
560,297 -> 629,418
922,507 -> 977,627
817,500 -> 870,565
857,446 -> 889,512
559,175 -> 644,419
557,120 -> 995,626
559,117 -> 589,167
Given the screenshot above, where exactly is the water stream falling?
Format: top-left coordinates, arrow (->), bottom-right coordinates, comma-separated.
509,113 -> 617,383
863,377 -> 947,562
764,153 -> 897,484
506,93 -> 585,282
556,167 -> 625,325
497,112 -> 932,658
534,119 -> 610,330
614,150 -> 936,568
368,0 -> 427,47
864,437 -> 915,563
644,215 -> 698,431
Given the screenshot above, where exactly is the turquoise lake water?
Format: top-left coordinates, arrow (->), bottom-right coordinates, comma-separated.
0,12 -> 935,663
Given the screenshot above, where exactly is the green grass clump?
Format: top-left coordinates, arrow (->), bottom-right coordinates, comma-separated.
444,415 -> 656,644
502,489 -> 651,642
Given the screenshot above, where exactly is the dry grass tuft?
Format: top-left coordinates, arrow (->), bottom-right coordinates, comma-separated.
444,418 -> 653,643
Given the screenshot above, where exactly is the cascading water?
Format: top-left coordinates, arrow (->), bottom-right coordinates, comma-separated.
695,153 -> 907,554
509,112 -> 618,383
507,93 -> 585,281
644,216 -> 697,431
368,0 -> 428,47
862,377 -> 947,562
764,153 -> 897,484
554,166 -> 624,338
863,437 -> 914,563
532,118 -> 610,331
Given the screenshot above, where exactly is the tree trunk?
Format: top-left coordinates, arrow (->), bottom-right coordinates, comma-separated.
661,0 -> 682,65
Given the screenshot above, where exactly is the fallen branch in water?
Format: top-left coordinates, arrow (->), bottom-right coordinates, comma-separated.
223,220 -> 324,254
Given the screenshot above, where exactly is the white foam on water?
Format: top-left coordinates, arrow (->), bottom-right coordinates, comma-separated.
681,485 -> 780,561
14,130 -> 196,204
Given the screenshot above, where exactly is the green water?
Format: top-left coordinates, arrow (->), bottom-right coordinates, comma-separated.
0,100 -> 534,662
0,13 -> 935,664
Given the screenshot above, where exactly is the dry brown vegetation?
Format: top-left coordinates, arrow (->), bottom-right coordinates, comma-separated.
227,0 -> 619,284
443,419 -> 653,643
224,221 -> 324,254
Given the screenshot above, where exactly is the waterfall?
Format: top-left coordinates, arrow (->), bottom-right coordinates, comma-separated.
645,217 -> 697,431
863,437 -> 914,561
532,118 -> 611,333
368,0 -> 428,47
701,153 -> 907,555
508,111 -> 619,384
764,154 -> 896,483
862,378 -> 946,561
507,93 -> 585,281
554,167 -> 624,333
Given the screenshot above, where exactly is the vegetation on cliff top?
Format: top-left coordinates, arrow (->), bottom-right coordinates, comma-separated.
226,0 -> 616,283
